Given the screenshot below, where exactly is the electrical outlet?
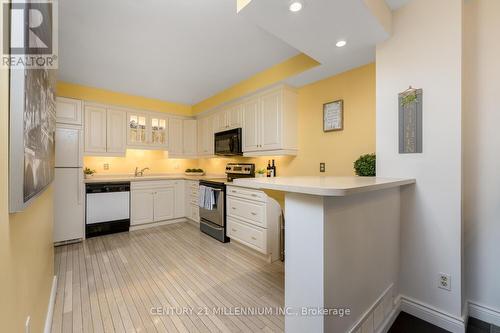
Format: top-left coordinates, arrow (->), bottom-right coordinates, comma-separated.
103,163 -> 109,170
438,273 -> 451,291
25,316 -> 31,333
320,163 -> 326,173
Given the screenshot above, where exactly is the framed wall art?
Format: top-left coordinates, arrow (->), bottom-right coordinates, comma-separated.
323,99 -> 343,132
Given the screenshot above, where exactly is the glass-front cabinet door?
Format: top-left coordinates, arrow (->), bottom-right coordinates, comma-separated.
127,112 -> 149,146
150,116 -> 168,147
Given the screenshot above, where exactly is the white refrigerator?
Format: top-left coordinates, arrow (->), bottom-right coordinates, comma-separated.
54,124 -> 84,243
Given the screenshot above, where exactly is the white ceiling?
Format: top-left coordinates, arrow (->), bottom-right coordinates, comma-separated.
58,0 -> 299,105
59,0 -> 400,105
239,0 -> 392,86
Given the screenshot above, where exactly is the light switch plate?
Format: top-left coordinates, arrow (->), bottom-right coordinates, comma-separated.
320,163 -> 326,172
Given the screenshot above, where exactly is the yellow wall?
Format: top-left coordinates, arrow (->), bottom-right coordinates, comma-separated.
57,81 -> 192,116
192,53 -> 320,114
198,63 -> 376,176
1,5 -> 54,331
84,150 -> 198,175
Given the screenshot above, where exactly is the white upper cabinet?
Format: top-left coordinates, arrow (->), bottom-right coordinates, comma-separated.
107,109 -> 127,154
214,104 -> 243,133
260,89 -> 282,150
150,115 -> 169,148
182,119 -> 197,156
84,104 -> 127,156
84,106 -> 107,154
242,85 -> 298,156
242,97 -> 260,152
56,97 -> 82,125
168,118 -> 183,155
197,115 -> 214,156
127,111 -> 149,147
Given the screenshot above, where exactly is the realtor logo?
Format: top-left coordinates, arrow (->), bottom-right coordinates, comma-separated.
2,0 -> 58,69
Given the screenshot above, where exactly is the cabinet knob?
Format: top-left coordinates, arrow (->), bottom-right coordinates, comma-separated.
232,228 -> 237,232
232,207 -> 236,210
251,212 -> 257,215
251,194 -> 258,197
251,236 -> 257,240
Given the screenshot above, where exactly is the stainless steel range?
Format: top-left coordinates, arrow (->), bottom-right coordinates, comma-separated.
199,163 -> 255,242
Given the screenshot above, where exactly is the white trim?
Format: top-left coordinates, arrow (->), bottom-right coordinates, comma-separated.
129,218 -> 187,231
348,284 -> 394,333
468,301 -> 500,327
243,149 -> 298,157
44,276 -> 57,333
378,296 -> 401,333
399,296 -> 466,333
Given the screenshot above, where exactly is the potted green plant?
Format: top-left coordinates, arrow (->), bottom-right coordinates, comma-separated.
256,168 -> 267,178
353,154 -> 376,176
83,167 -> 96,179
184,168 -> 205,176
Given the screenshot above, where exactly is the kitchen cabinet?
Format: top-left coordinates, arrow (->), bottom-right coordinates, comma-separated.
84,105 -> 107,154
168,118 -> 183,155
56,97 -> 82,125
214,104 -> 243,133
226,185 -> 282,262
185,180 -> 200,223
182,119 -> 197,156
107,109 -> 127,154
131,180 -> 185,226
130,188 -> 155,225
84,104 -> 127,156
127,111 -> 149,147
197,115 -> 215,156
242,97 -> 260,152
150,115 -> 169,148
242,85 -> 298,156
154,187 -> 175,221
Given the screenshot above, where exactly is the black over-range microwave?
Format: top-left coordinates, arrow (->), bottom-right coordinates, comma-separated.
214,128 -> 242,156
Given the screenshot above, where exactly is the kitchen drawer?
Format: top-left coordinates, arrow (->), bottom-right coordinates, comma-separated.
190,196 -> 199,205
227,186 -> 266,203
227,217 -> 266,253
189,187 -> 199,197
227,196 -> 266,228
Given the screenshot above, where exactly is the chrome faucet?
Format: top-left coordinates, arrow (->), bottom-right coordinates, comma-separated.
134,167 -> 150,177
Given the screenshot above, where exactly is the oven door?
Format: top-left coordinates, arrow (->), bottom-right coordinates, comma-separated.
199,188 -> 225,227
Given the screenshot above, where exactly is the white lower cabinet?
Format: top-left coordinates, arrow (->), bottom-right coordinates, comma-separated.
130,188 -> 154,225
131,180 -> 185,226
226,185 -> 282,262
184,180 -> 200,223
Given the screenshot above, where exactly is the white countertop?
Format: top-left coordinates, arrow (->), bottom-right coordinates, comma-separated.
232,176 -> 415,196
83,174 -> 226,183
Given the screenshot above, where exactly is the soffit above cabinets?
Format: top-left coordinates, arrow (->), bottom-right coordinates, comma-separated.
238,0 -> 393,86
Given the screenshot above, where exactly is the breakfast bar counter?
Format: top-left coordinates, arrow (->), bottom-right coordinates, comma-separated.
233,176 -> 415,333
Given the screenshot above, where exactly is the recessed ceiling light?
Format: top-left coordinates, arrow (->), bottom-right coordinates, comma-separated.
289,1 -> 303,12
336,40 -> 347,48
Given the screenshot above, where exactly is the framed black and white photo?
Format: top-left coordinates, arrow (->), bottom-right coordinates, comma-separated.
8,1 -> 57,212
323,99 -> 343,132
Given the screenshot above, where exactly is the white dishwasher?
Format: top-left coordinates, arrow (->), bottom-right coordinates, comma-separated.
86,182 -> 130,238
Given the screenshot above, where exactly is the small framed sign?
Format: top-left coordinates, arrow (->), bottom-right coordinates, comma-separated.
323,99 -> 343,132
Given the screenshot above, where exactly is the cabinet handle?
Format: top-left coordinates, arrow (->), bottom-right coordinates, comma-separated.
232,207 -> 236,210
251,194 -> 258,197
251,236 -> 257,240
232,228 -> 237,232
251,212 -> 257,215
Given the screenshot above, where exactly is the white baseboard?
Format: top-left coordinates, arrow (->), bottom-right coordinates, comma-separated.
44,275 -> 57,333
468,301 -> 500,327
129,218 -> 187,231
399,296 -> 466,333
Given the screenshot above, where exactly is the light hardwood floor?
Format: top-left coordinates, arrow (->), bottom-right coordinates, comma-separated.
51,221 -> 284,333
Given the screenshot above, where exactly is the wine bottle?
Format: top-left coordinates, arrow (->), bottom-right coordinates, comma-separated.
267,160 -> 271,177
271,159 -> 276,177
